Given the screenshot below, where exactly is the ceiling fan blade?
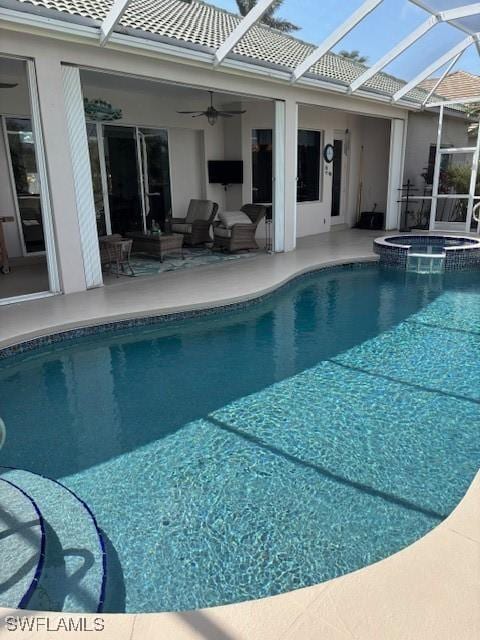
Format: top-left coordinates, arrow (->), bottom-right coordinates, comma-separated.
218,113 -> 234,118
191,114 -> 207,118
219,110 -> 247,115
0,83 -> 18,89
176,110 -> 205,115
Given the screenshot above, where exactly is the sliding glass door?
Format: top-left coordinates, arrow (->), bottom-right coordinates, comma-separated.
103,125 -> 144,236
139,129 -> 172,230
5,118 -> 45,254
87,123 -> 172,237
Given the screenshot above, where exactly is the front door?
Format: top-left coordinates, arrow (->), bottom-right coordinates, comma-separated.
331,134 -> 347,224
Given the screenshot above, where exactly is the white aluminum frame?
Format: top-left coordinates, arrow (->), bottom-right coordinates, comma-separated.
439,3 -> 480,22
393,36 -> 475,102
405,102 -> 480,234
349,15 -> 438,94
421,51 -> 463,106
214,0 -> 277,67
100,0 -> 130,46
426,95 -> 480,107
291,0 -> 384,83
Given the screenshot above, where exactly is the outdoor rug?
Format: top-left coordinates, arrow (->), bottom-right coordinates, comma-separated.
126,247 -> 258,277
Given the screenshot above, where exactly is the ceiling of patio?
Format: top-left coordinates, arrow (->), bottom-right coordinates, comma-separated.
80,68 -> 270,105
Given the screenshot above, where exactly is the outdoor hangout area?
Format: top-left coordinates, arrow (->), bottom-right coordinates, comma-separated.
0,1 -> 479,639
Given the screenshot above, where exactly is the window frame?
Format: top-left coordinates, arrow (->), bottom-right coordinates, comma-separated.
251,127 -> 273,205
296,128 -> 323,204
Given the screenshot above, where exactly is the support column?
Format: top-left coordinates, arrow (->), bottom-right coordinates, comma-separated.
32,54 -> 89,294
274,99 -> 297,252
61,65 -> 102,288
386,117 -> 407,230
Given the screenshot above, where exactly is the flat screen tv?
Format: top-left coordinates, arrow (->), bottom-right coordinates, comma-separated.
208,161 -> 243,185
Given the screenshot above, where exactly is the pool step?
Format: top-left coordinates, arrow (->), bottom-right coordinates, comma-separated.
0,468 -> 106,613
0,478 -> 45,609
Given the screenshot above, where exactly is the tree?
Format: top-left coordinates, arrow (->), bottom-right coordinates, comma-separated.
235,0 -> 299,33
338,50 -> 368,65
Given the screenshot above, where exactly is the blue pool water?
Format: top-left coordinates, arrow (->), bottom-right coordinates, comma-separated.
0,264 -> 479,613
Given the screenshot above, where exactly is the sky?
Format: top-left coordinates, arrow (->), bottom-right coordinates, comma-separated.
211,0 -> 480,81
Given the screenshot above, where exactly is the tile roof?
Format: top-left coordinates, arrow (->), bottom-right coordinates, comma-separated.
419,70 -> 480,101
4,0 -> 448,105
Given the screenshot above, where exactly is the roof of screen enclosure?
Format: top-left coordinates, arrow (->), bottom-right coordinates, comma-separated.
2,0 -> 480,110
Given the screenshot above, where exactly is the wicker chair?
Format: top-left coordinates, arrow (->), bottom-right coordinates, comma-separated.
213,204 -> 267,253
171,199 -> 219,246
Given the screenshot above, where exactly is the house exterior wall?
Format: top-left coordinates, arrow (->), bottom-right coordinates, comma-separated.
0,24 -> 409,297
403,111 -> 469,190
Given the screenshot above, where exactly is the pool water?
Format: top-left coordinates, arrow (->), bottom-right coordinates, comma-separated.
0,264 -> 479,612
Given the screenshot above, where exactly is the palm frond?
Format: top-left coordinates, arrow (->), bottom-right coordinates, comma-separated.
235,0 -> 299,32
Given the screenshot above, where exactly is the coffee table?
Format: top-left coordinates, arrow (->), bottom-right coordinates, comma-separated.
126,232 -> 184,263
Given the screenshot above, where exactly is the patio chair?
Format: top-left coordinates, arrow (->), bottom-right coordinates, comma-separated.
171,199 -> 219,246
212,204 -> 267,253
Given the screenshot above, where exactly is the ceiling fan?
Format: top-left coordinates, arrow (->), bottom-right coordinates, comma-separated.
0,83 -> 18,89
177,91 -> 246,126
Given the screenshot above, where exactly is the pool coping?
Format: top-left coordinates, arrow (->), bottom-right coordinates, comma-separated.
0,250 -> 478,638
374,234 -> 480,251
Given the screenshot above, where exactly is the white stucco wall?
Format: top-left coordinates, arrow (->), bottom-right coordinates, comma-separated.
294,107 -> 390,237
168,128 -> 206,217
403,111 -> 469,189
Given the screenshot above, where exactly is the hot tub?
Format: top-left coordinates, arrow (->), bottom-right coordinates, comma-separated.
374,235 -> 480,271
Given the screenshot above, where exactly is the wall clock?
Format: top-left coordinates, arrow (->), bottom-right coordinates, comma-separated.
323,143 -> 335,163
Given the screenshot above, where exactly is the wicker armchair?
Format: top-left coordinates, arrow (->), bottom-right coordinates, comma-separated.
171,199 -> 218,246
213,204 -> 266,253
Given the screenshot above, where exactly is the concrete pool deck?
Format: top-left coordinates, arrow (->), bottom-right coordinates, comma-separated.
0,228 -> 478,638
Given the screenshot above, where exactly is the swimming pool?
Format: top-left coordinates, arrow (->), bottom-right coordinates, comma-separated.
0,263 -> 479,613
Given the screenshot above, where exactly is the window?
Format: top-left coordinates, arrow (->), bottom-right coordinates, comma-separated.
252,129 -> 272,203
297,130 -> 321,202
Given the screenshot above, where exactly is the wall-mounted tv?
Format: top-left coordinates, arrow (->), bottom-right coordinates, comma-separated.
208,160 -> 243,185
